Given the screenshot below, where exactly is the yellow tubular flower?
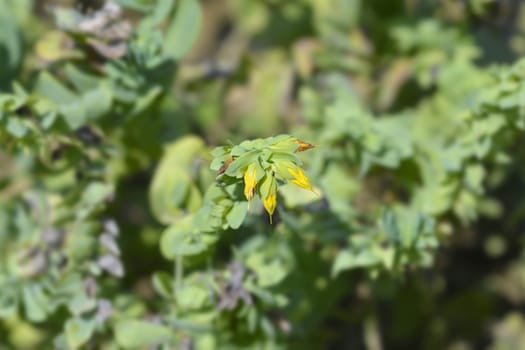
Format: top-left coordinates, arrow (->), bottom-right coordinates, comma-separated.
263,190 -> 277,224
243,165 -> 258,200
287,166 -> 312,190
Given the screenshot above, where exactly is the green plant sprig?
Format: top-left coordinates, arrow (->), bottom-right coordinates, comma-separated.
210,135 -> 315,223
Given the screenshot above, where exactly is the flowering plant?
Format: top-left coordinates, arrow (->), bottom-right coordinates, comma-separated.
210,135 -> 314,222
3,0 -> 525,349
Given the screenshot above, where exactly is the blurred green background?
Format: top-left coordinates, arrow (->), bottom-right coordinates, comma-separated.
2,0 -> 525,349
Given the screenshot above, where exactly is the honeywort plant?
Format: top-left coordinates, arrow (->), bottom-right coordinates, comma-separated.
211,135 -> 314,223
2,0 -> 525,349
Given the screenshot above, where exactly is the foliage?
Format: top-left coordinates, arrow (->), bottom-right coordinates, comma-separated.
1,0 -> 525,349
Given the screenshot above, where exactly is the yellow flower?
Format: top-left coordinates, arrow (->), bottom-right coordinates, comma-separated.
287,166 -> 312,190
263,189 -> 277,224
243,164 -> 258,200
259,173 -> 278,223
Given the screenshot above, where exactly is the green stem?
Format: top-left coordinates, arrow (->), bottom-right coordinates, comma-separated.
174,254 -> 183,299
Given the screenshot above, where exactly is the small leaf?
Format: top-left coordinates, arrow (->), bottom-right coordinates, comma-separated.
332,250 -> 354,278
0,289 -> 18,318
226,201 -> 249,229
148,0 -> 176,26
22,284 -> 49,322
177,285 -> 209,310
6,117 -> 27,138
246,254 -> 287,287
59,102 -> 87,130
164,0 -> 202,59
35,71 -> 77,104
381,209 -> 400,244
64,64 -> 101,91
41,112 -> 57,129
160,218 -> 210,259
82,85 -> 113,121
114,320 -> 172,349
149,136 -> 205,224
224,151 -> 259,178
68,293 -> 97,316
65,318 -> 96,349
82,182 -> 114,207
152,272 -> 173,298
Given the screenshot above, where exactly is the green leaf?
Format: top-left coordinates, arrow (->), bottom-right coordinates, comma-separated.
82,182 -> 114,207
149,136 -> 205,224
128,86 -> 163,117
258,173 -> 275,200
0,5 -> 22,84
35,71 -> 78,104
464,164 -> 485,195
177,285 -> 209,310
114,320 -> 172,349
164,0 -> 202,59
34,71 -> 93,129
224,151 -> 259,178
211,146 -> 230,157
381,209 -> 400,244
226,201 -> 249,229
82,85 -> 113,121
64,64 -> 102,91
22,283 -> 49,322
331,250 -> 353,278
148,0 -> 176,26
6,117 -> 27,138
331,248 -> 382,277
65,318 -> 96,349
172,181 -> 191,207
59,102 -> 87,130
0,288 -> 18,318
160,218 -> 211,259
269,151 -> 302,166
246,253 -> 287,287
41,112 -> 57,129
68,293 -> 97,316
152,272 -> 173,298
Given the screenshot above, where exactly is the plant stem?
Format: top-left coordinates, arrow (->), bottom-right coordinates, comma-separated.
174,254 -> 183,299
